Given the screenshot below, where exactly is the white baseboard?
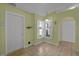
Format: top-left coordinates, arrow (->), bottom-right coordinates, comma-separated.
33,41 -> 43,46
45,40 -> 59,46
24,44 -> 33,48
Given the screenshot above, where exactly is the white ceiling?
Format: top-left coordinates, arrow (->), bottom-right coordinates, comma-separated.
16,3 -> 78,16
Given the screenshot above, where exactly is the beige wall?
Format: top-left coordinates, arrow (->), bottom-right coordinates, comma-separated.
0,4 -> 35,55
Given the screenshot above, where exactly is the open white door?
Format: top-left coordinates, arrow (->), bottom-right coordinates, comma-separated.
62,20 -> 76,43
5,11 -> 25,54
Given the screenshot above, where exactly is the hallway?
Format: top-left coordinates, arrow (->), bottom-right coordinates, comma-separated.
7,41 -> 75,56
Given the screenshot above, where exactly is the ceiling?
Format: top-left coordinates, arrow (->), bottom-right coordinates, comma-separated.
16,3 -> 79,16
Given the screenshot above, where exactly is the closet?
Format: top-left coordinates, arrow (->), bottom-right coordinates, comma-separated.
5,11 -> 25,54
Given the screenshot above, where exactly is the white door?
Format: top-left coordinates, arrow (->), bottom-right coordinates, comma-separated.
62,20 -> 75,43
5,12 -> 24,54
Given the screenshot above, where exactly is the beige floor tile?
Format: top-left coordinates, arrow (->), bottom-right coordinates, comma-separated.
7,41 -> 76,56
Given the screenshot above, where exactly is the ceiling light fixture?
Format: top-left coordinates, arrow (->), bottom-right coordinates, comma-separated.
68,4 -> 78,10
69,6 -> 76,10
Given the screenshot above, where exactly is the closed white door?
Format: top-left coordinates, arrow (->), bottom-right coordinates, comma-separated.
62,20 -> 75,43
5,12 -> 24,54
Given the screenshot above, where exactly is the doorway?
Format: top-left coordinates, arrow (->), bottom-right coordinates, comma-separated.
61,18 -> 76,43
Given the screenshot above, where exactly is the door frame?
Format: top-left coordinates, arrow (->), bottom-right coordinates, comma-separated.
5,11 -> 25,55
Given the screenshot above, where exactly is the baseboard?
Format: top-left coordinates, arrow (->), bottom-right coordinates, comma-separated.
25,44 -> 33,48
33,40 -> 59,46
45,40 -> 59,46
33,41 -> 43,46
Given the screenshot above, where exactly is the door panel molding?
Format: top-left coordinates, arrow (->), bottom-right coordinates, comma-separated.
5,11 -> 25,55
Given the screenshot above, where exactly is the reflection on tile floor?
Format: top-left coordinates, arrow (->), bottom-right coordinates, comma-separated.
7,41 -> 76,56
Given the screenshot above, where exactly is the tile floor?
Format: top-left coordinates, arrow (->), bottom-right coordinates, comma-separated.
7,41 -> 76,56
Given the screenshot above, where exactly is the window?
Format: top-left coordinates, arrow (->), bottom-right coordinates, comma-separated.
37,19 -> 53,39
45,19 -> 52,38
37,20 -> 44,39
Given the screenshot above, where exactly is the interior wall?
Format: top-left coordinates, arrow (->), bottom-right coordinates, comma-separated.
46,8 -> 79,51
1,3 -> 79,55
0,4 -> 5,55
55,8 -> 79,51
0,4 -> 35,55
35,7 -> 79,51
34,13 -> 60,45
44,13 -> 60,45
5,4 -> 35,47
